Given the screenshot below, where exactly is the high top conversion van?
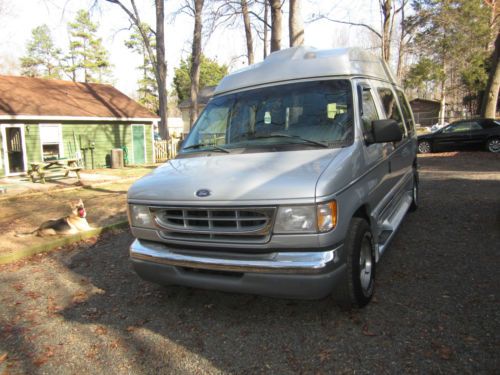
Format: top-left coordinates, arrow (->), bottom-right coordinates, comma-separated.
127,47 -> 418,307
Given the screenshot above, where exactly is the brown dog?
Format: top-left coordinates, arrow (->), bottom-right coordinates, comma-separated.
16,199 -> 92,237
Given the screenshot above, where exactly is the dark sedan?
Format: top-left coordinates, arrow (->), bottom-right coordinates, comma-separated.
418,118 -> 500,153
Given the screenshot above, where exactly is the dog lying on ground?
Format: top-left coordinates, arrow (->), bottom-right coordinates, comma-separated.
16,199 -> 92,237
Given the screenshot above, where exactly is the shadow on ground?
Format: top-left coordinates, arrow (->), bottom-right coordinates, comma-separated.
55,169 -> 499,373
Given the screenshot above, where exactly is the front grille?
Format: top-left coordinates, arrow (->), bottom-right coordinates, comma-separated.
150,206 -> 276,244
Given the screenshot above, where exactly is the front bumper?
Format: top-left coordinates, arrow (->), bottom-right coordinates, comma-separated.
130,239 -> 346,299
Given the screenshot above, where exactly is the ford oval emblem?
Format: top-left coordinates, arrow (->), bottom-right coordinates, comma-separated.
195,189 -> 211,198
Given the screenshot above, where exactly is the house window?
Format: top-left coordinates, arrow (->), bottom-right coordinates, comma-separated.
39,124 -> 63,160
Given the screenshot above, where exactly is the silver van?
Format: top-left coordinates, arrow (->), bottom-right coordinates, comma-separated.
127,47 -> 418,307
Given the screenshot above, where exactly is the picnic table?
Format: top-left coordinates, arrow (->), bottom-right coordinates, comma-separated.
28,159 -> 82,183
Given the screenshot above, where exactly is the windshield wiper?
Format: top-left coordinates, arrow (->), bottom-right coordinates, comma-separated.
251,133 -> 329,148
182,143 -> 230,153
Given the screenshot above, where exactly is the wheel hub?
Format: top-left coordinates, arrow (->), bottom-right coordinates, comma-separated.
359,235 -> 373,293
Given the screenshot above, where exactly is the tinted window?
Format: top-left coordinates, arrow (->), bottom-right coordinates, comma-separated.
183,80 -> 354,152
443,123 -> 471,133
470,122 -> 482,130
480,119 -> 499,129
396,90 -> 415,136
359,87 -> 379,140
377,88 -> 406,137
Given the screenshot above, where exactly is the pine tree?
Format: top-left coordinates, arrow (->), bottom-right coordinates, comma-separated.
20,25 -> 62,79
407,0 -> 491,118
125,23 -> 159,113
65,10 -> 112,83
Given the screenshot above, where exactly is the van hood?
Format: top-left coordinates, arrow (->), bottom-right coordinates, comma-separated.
128,149 -> 342,203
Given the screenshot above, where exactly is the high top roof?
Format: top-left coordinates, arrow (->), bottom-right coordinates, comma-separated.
215,47 -> 398,96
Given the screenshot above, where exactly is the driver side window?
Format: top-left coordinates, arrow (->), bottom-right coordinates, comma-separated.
359,87 -> 379,141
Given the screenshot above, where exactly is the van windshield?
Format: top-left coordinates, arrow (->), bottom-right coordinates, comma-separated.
181,80 -> 353,153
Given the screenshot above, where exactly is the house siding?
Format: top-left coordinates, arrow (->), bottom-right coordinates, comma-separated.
0,121 -> 154,177
61,123 -> 153,168
25,123 -> 42,163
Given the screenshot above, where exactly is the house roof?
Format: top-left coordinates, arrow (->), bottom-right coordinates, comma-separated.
178,86 -> 216,109
0,75 -> 159,120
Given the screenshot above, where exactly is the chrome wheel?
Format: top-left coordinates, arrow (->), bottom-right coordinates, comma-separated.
359,234 -> 374,296
487,138 -> 500,153
418,141 -> 431,154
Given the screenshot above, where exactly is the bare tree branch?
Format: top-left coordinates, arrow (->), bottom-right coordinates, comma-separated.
307,14 -> 383,40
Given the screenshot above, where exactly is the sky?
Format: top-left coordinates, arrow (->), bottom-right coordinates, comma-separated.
0,0 -> 382,97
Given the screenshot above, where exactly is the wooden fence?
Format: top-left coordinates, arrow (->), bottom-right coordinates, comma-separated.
154,139 -> 179,162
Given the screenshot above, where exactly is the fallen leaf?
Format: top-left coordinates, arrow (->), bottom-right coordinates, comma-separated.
94,326 -> 107,335
0,353 -> 8,363
72,291 -> 88,304
362,324 -> 378,337
32,357 -> 48,367
318,349 -> 332,363
126,326 -> 136,332
438,346 -> 452,360
12,283 -> 23,292
24,291 -> 41,300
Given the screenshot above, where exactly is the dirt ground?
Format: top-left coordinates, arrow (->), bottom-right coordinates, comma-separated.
0,182 -> 130,255
0,151 -> 499,374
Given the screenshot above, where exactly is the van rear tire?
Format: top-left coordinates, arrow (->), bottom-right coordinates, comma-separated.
335,218 -> 375,308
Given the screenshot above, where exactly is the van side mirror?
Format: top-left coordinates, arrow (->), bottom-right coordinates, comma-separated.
370,119 -> 402,143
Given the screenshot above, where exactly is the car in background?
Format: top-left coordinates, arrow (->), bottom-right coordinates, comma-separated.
427,122 -> 448,133
418,118 -> 500,153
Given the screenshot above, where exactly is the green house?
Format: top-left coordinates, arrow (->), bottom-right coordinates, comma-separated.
0,75 -> 159,177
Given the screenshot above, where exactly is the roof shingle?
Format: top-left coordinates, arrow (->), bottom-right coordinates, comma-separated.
0,75 -> 158,119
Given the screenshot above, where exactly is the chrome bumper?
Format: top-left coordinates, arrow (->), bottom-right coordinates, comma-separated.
130,239 -> 341,274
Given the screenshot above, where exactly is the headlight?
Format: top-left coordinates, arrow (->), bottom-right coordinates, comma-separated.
274,206 -> 316,233
274,201 -> 337,234
128,204 -> 154,228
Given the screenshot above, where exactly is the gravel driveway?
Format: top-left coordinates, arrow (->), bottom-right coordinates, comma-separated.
0,152 -> 498,374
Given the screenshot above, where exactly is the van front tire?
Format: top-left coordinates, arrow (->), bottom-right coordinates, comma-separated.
336,218 -> 376,308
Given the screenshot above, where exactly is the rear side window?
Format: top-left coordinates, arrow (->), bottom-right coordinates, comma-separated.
442,123 -> 471,133
396,90 -> 415,136
377,88 -> 406,138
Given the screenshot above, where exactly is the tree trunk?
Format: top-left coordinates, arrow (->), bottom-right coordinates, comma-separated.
440,71 -> 446,126
104,0 -> 169,138
263,0 -> 269,58
381,0 -> 392,63
241,0 -> 254,65
189,0 -> 204,128
396,2 -> 405,80
481,32 -> 500,118
289,0 -> 304,47
156,0 -> 169,139
269,0 -> 282,52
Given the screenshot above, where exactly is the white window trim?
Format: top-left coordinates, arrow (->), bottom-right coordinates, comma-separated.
39,123 -> 64,160
1,123 -> 28,176
131,124 -> 147,164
